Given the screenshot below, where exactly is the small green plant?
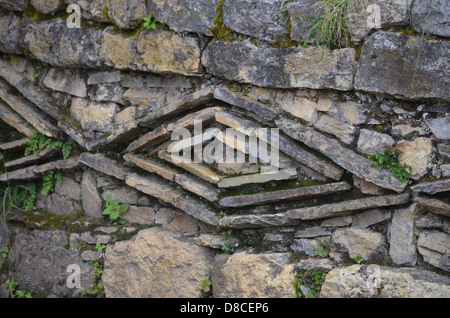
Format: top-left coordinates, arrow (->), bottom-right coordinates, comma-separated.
199,277 -> 212,297
143,15 -> 157,30
71,239 -> 86,250
0,246 -> 9,267
82,261 -> 104,297
312,240 -> 330,257
41,170 -> 62,196
102,195 -> 129,224
292,270 -> 327,298
353,254 -> 364,264
25,131 -> 72,159
96,243 -> 106,253
369,149 -> 412,183
5,278 -> 32,298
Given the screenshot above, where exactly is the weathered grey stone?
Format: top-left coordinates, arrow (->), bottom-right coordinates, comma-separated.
425,117 -> 450,140
352,209 -> 391,229
87,71 -> 122,85
155,207 -> 215,234
320,265 -> 450,298
43,68 -> 87,98
333,228 -> 384,260
103,227 -> 215,298
101,185 -> 141,206
219,213 -> 296,229
80,250 -> 102,262
417,230 -> 450,272
287,194 -> 410,221
100,27 -> 203,76
412,0 -> 450,38
0,138 -> 28,152
218,168 -> 298,188
438,143 -> 450,158
122,205 -> 156,225
202,40 -> 356,91
357,129 -> 395,155
223,0 -> 287,41
90,84 -> 125,104
347,0 -> 409,41
294,258 -> 335,272
352,175 -> 384,195
415,214 -> 450,235
31,0 -> 64,14
167,107 -> 222,132
314,113 -> 357,144
411,179 -> 450,195
294,226 -> 332,238
355,32 -> 450,102
321,215 -> 353,227
54,176 -> 81,201
441,164 -> 450,177
388,204 -> 422,266
212,252 -> 296,298
64,0 -> 109,22
276,118 -> 408,193
80,153 -> 130,181
0,10 -> 23,55
0,0 -> 27,11
0,80 -> 60,138
124,153 -> 177,181
174,174 -> 220,202
147,0 -> 218,35
413,196 -> 450,218
392,124 -> 426,138
71,98 -> 118,133
291,237 -> 331,256
159,150 -> 224,185
0,59 -> 62,120
7,230 -> 94,297
193,234 -> 238,250
106,0 -> 148,29
20,18 -> 104,68
214,87 -> 279,121
125,173 -> 220,226
396,137 -> 433,179
125,125 -> 170,153
0,100 -> 36,137
138,87 -> 215,127
219,181 -> 351,207
43,193 -> 82,215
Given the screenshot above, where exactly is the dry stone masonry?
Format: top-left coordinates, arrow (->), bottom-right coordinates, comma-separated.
0,0 -> 449,299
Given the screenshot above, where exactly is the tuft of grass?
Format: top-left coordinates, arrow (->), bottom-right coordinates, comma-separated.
296,0 -> 362,49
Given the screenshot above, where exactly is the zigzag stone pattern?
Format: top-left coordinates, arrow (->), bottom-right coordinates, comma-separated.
0,1 -> 449,299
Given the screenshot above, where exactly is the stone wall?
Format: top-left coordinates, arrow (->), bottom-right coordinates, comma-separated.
0,0 -> 449,298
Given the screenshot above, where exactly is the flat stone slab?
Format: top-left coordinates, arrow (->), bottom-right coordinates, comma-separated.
138,87 -> 215,127
20,18 -> 104,69
158,150 -> 224,184
414,196 -> 450,218
0,99 -> 35,137
0,79 -> 60,138
125,125 -> 170,153
202,40 -> 356,91
166,107 -> 222,132
411,179 -> 450,194
0,138 -> 28,152
355,31 -> 450,102
100,27 -> 203,76
80,153 -> 130,181
219,213 -> 297,229
4,147 -> 58,169
275,117 -> 407,193
123,153 -> 178,181
287,194 -> 410,221
174,174 -> 220,202
125,173 -> 220,226
218,168 -> 298,188
214,87 -> 279,122
219,181 -> 351,207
